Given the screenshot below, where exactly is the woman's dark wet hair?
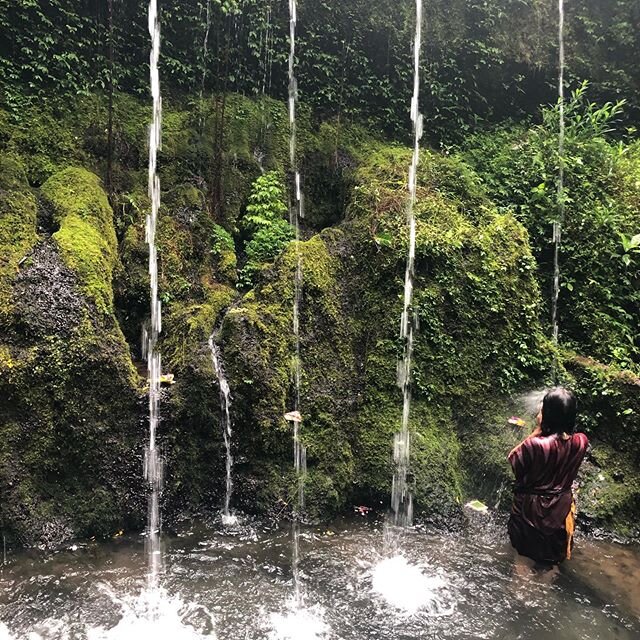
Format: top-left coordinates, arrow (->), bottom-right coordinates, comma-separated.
541,387 -> 577,436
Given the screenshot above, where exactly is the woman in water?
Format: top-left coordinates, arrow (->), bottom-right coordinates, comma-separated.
508,387 -> 588,565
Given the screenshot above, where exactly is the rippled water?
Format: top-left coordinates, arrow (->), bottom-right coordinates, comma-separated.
1,515 -> 638,639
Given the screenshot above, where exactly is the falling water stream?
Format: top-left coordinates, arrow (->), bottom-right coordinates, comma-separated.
287,0 -> 308,610
208,335 -> 235,525
260,3 -> 274,97
551,0 -> 565,358
200,0 -> 213,99
257,2 -> 274,160
144,0 -> 164,588
389,0 -> 423,537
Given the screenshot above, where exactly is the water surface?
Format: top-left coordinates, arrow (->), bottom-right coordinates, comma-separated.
1,515 -> 638,639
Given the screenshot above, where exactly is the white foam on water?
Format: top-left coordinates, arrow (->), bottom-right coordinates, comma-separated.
371,555 -> 454,617
87,586 -> 215,639
221,513 -> 239,527
268,599 -> 329,640
0,623 -> 14,640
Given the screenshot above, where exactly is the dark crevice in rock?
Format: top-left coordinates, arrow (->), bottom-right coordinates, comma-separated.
35,196 -> 59,238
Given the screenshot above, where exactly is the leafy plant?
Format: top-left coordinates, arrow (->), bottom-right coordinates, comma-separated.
238,171 -> 292,288
241,171 -> 288,235
619,232 -> 640,267
462,85 -> 640,369
239,219 -> 294,288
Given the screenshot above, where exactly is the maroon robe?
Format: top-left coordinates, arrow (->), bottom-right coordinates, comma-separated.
508,431 -> 588,564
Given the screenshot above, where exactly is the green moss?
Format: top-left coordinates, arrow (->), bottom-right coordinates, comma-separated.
163,284 -> 236,371
0,98 -> 101,186
40,168 -> 117,315
219,141 -> 545,520
0,312 -> 141,546
564,354 -> 640,451
0,153 -> 38,324
579,442 -> 640,538
9,93 -> 638,537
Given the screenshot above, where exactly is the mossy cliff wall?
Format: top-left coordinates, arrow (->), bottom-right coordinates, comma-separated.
0,94 -> 638,545
566,357 -> 640,538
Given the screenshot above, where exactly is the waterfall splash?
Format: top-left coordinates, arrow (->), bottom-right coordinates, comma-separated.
207,335 -> 236,525
371,556 -> 453,616
87,586 -> 215,639
390,0 -> 423,535
144,0 -> 164,589
551,0 -> 565,358
287,0 -> 307,609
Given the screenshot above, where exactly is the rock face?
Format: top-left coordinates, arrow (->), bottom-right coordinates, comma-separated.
567,357 -> 640,538
0,163 -> 143,548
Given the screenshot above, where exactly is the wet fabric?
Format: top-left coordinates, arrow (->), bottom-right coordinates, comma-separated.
508,432 -> 588,564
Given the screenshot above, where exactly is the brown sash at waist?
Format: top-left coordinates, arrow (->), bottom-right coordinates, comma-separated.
513,485 -> 572,497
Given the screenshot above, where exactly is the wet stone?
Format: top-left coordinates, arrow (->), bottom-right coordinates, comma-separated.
13,240 -> 86,339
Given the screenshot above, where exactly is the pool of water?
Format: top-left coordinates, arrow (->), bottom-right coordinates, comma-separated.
1,513 -> 638,639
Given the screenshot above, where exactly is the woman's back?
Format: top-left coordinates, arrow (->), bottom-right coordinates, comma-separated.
507,387 -> 589,564
509,432 -> 588,494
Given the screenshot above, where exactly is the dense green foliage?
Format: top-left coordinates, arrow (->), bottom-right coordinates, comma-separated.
0,0 -> 639,544
463,86 -> 640,369
1,1 -> 640,142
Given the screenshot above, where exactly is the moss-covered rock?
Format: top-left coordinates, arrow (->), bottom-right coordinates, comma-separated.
578,443 -> 640,539
2,93 -> 637,545
0,164 -> 143,548
217,144 -> 547,523
0,153 -> 38,326
0,102 -> 96,186
41,168 -> 118,315
563,355 -> 640,537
